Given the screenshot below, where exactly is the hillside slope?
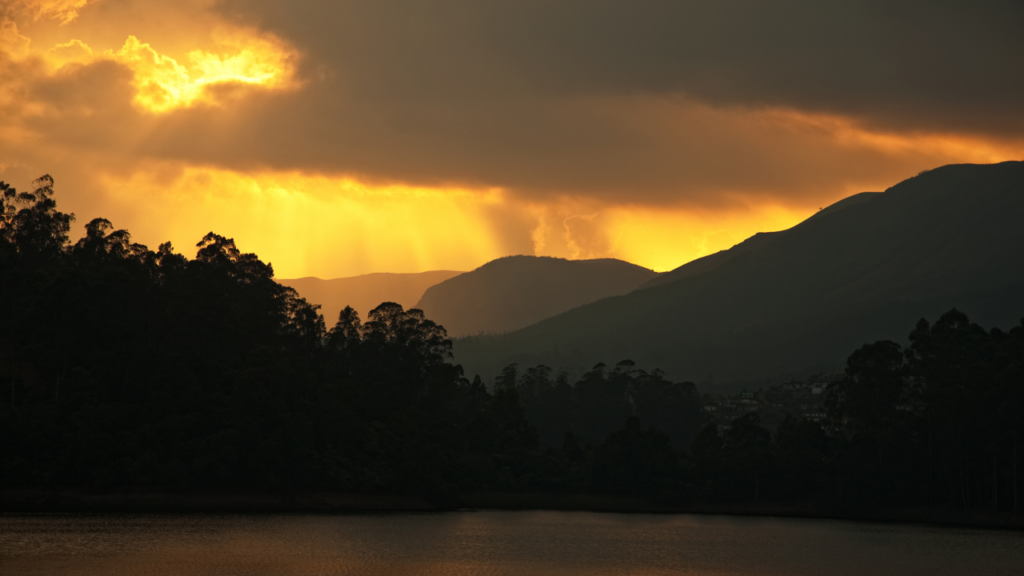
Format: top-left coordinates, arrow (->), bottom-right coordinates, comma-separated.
415,256 -> 658,336
454,162 -> 1024,389
639,192 -> 882,291
279,271 -> 462,326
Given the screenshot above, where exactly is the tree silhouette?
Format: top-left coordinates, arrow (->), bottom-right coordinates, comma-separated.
1,175 -> 74,264
1,175 -> 1023,519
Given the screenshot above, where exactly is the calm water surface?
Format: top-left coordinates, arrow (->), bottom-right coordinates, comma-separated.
1,511 -> 1022,575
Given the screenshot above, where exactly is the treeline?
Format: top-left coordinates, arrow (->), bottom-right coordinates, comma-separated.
0,177 -> 692,496
685,307 -> 1024,512
822,311 -> 1024,512
492,362 -> 703,449
1,177 -> 1022,515
503,308 -> 1024,513
0,177 -> 529,495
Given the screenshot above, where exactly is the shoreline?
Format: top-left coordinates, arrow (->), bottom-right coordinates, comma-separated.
0,489 -> 437,514
3,489 -> 1023,530
463,493 -> 1024,531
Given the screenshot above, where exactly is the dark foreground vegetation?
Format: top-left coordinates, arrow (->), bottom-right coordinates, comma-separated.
2,177 -> 1023,524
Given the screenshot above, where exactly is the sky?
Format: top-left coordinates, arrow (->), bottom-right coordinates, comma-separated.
2,0 -> 1023,278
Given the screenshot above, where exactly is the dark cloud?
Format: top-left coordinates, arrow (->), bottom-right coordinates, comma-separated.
128,0 -> 1011,204
5,0 -> 1024,216
215,0 -> 1024,133
127,82 -> 974,208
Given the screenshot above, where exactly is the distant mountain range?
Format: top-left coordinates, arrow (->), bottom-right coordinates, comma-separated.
453,162 -> 1024,391
415,256 -> 658,336
278,271 -> 463,326
280,256 -> 656,335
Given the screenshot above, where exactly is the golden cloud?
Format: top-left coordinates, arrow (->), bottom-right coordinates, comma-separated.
12,0 -> 101,24
562,212 -> 616,261
2,1 -> 1023,280
31,29 -> 300,113
0,20 -> 32,59
105,31 -> 299,112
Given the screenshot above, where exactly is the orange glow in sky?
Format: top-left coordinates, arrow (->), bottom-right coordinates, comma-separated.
91,166 -> 829,277
585,205 -> 809,272
42,30 -> 298,112
96,167 -> 509,278
2,2 -> 1023,280
16,0 -> 100,24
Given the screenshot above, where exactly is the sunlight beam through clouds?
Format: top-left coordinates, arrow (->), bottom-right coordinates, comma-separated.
96,167 -> 509,279
92,166 -> 817,278
2,0 -> 1023,280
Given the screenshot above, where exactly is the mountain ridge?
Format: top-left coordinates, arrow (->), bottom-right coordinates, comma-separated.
415,255 -> 658,337
279,270 -> 463,325
453,162 -> 1024,390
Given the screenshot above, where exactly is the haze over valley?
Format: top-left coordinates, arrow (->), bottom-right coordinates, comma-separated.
278,271 -> 464,325
280,162 -> 1024,391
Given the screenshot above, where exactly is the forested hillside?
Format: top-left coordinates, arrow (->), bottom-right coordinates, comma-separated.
455,162 -> 1024,389
2,175 -> 1022,519
0,176 -> 689,496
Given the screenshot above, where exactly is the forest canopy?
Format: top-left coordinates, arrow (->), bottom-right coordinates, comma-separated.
1,177 -> 1023,514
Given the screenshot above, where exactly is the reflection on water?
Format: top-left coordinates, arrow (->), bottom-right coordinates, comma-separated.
1,511 -> 1022,575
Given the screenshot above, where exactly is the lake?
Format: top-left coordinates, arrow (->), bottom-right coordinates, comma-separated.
2,511 -> 1022,575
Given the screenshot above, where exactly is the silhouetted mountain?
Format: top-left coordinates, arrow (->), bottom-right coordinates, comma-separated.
639,192 -> 881,291
415,256 -> 658,336
6,174 -> 1024,517
455,162 -> 1024,390
280,271 -> 462,324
